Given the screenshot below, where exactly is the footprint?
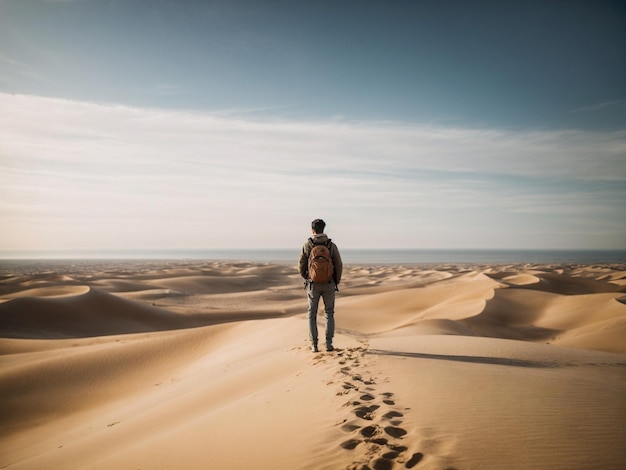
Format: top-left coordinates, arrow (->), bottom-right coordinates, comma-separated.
382,411 -> 403,420
372,458 -> 393,470
384,426 -> 407,438
354,411 -> 373,421
382,451 -> 399,459
370,437 -> 388,446
360,425 -> 379,438
360,393 -> 375,401
354,406 -> 375,420
341,423 -> 361,432
405,452 -> 424,468
340,438 -> 361,450
387,444 -> 408,453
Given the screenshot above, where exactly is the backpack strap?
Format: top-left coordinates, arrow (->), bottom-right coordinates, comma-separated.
309,237 -> 331,247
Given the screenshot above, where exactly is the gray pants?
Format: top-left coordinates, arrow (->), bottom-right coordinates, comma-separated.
307,281 -> 336,345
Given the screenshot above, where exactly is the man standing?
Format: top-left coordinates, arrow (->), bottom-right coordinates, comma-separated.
299,218 -> 343,353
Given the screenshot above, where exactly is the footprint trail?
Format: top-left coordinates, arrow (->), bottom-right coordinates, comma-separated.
318,344 -> 426,470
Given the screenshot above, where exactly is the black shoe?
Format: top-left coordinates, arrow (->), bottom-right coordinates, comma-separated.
326,344 -> 334,352
311,343 -> 319,353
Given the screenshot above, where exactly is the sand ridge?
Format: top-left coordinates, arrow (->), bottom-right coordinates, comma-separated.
1,259 -> 625,469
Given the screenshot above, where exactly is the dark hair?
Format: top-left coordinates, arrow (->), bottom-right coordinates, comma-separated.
311,218 -> 326,234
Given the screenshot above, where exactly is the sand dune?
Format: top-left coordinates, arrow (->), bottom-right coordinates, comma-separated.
0,285 -> 90,300
1,260 -> 625,469
0,287 -> 204,339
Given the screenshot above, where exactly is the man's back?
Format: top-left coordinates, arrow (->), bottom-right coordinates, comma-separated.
299,219 -> 342,352
299,233 -> 343,284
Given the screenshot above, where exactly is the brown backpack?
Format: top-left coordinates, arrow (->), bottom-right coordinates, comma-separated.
308,239 -> 334,283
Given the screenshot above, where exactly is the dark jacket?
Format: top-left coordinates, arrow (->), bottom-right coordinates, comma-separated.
298,233 -> 343,284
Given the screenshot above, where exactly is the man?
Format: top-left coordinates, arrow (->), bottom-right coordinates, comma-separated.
298,218 -> 343,353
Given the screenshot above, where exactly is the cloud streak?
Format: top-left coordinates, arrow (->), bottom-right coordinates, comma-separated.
1,93 -> 625,250
572,100 -> 625,114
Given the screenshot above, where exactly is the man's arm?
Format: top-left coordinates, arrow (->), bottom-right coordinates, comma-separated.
332,244 -> 343,284
298,243 -> 309,279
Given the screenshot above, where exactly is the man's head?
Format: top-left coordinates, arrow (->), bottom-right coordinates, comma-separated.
311,218 -> 326,234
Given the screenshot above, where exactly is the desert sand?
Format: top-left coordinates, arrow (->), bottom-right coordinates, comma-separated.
1,259 -> 625,470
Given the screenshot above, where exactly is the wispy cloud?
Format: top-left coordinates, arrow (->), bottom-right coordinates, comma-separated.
152,83 -> 183,96
1,93 -> 625,250
571,100 -> 625,114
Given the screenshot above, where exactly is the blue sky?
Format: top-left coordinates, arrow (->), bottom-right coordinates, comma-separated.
1,0 -> 625,251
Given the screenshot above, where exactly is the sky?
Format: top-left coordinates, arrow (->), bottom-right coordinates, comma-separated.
1,0 -> 625,252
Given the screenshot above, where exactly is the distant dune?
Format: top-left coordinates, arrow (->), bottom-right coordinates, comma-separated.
1,261 -> 625,469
